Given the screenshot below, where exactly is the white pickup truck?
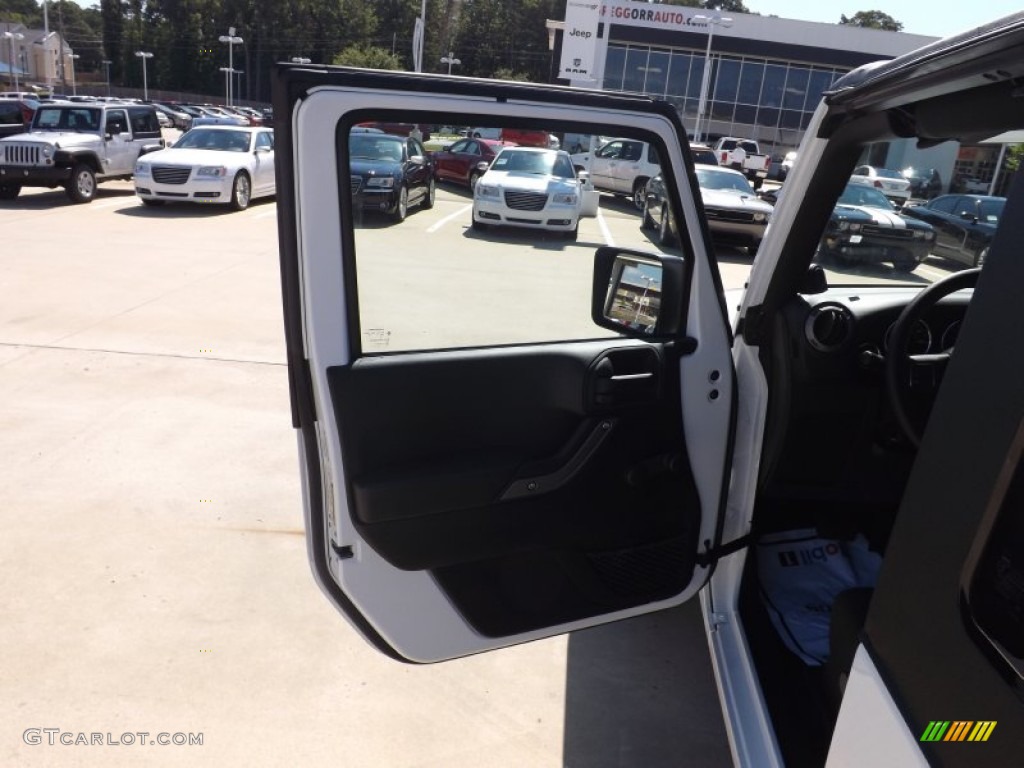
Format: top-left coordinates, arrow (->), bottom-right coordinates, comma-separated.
711,137 -> 771,189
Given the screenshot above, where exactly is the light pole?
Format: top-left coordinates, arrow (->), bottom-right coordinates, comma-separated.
219,66 -> 233,105
2,30 -> 24,93
102,59 -> 112,97
692,12 -> 732,144
290,56 -> 311,64
135,51 -> 153,101
413,0 -> 426,72
440,51 -> 461,75
68,53 -> 80,96
218,27 -> 243,105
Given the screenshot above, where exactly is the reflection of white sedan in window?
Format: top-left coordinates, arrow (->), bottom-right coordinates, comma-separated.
471,147 -> 596,241
133,126 -> 275,211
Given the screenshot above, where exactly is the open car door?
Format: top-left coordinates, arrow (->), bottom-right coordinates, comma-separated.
272,65 -> 736,662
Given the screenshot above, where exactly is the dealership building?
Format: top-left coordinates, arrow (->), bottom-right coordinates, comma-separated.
554,1 -> 1006,195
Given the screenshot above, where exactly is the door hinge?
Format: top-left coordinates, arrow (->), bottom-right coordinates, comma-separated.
696,534 -> 752,568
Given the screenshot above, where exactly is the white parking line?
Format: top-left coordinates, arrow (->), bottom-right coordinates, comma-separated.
596,207 -> 616,247
426,203 -> 472,233
917,264 -> 949,282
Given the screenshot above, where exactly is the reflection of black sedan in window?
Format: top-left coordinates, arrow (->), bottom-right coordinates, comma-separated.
816,183 -> 936,272
432,137 -> 516,189
900,194 -> 1004,267
348,133 -> 435,222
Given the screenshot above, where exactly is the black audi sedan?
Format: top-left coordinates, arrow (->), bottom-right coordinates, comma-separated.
348,131 -> 436,222
816,182 -> 936,272
900,194 -> 1004,267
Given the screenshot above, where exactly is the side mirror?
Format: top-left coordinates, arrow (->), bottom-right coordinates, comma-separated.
960,211 -> 978,223
591,247 -> 688,341
441,144 -> 452,152
105,132 -> 113,141
475,160 -> 490,172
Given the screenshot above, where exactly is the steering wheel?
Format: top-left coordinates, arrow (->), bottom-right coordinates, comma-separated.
885,267 -> 981,447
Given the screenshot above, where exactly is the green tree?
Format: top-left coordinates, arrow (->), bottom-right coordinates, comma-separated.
491,66 -> 530,82
839,10 -> 902,31
332,43 -> 402,70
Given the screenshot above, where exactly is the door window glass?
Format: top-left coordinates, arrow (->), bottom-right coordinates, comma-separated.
341,118 -> 686,354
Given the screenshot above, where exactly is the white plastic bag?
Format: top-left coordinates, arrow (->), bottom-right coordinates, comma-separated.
756,528 -> 882,665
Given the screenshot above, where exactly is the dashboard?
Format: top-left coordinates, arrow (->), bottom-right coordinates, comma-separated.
762,284 -> 973,504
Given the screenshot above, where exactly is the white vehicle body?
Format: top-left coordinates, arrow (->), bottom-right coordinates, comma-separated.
272,14 -> 1024,767
134,126 -> 275,210
848,164 -> 913,206
571,137 -> 661,209
472,146 -> 592,237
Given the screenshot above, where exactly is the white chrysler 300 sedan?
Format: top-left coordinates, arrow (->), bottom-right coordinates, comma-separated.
472,146 -> 596,240
134,125 -> 275,211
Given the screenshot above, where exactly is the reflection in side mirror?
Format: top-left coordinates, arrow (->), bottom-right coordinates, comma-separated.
475,160 -> 490,172
605,257 -> 663,334
591,247 -> 688,341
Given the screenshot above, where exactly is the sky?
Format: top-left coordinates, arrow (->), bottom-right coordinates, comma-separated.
746,1 -> 1021,39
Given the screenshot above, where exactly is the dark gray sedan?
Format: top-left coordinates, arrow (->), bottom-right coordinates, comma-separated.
901,194 -> 1004,267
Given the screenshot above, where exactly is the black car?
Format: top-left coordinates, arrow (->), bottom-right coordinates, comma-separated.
816,183 -> 936,272
348,131 -> 435,222
0,99 -> 37,139
901,194 -> 1003,267
901,166 -> 942,199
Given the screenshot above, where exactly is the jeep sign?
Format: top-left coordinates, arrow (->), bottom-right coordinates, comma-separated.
559,0 -> 600,81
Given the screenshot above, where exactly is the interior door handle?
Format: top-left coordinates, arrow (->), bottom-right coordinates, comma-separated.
588,348 -> 662,408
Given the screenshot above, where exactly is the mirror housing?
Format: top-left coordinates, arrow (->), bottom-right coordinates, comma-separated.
591,247 -> 688,341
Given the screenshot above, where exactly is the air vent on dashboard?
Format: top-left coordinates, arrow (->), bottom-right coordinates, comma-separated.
804,304 -> 854,352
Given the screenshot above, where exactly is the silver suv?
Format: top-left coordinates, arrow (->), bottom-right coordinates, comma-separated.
0,103 -> 164,203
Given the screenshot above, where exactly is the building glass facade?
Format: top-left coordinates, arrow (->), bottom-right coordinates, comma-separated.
603,44 -> 849,151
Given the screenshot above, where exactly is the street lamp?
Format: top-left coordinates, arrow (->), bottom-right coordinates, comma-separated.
68,53 -> 80,96
2,30 -> 24,93
440,51 -> 461,75
413,0 -> 426,72
102,59 -> 112,97
218,27 -> 243,105
290,57 -> 311,64
135,51 -> 153,101
692,12 -> 732,144
219,66 -> 233,106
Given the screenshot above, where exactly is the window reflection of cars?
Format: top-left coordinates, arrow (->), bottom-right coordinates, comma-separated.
643,166 -> 772,251
133,126 -> 276,211
432,137 -> 517,189
471,147 -> 586,240
348,132 -> 436,223
901,194 -> 1004,267
848,165 -> 913,206
816,183 -> 936,272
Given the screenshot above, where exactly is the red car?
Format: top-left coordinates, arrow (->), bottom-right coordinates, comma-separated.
432,137 -> 516,189
499,128 -> 552,147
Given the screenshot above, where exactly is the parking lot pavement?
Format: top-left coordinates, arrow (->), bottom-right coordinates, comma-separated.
0,184 -> 731,767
